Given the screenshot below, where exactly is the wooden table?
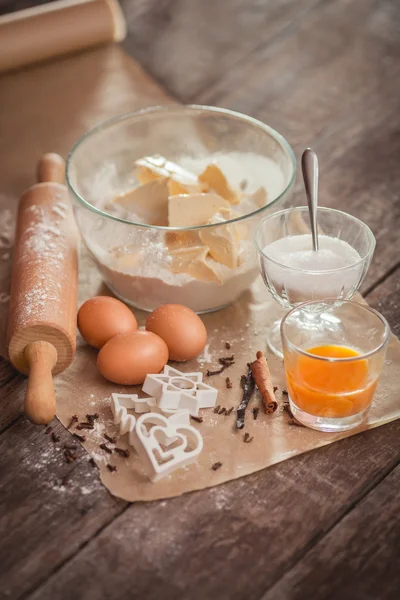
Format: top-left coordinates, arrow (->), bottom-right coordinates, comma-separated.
0,1 -> 399,598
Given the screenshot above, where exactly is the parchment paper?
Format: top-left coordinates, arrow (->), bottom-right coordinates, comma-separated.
0,45 -> 399,502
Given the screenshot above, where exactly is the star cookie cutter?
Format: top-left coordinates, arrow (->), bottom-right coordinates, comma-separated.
110,393 -> 190,446
131,413 -> 203,482
142,365 -> 218,417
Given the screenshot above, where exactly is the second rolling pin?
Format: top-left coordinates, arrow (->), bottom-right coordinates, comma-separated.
0,0 -> 126,73
8,154 -> 79,425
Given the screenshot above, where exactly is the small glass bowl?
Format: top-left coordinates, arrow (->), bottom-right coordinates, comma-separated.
254,206 -> 376,356
281,299 -> 390,432
66,105 -> 295,313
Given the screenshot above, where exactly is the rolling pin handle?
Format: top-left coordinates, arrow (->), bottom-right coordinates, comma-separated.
24,341 -> 58,425
36,153 -> 65,184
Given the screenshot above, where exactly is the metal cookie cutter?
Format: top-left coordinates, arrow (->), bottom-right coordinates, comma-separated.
142,365 -> 218,417
111,393 -> 190,447
131,413 -> 203,482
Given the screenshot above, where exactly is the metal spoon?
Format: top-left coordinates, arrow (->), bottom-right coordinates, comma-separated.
301,148 -> 319,251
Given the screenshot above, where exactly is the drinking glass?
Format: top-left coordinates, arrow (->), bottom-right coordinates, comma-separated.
254,206 -> 375,357
281,299 -> 389,432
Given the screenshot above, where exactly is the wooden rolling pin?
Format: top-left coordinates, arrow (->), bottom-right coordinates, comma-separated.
0,0 -> 127,73
8,154 -> 78,425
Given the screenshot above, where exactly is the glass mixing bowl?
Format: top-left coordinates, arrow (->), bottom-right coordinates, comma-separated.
66,105 -> 296,312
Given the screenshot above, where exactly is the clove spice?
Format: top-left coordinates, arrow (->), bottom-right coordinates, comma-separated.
100,443 -> 112,454
190,415 -> 203,423
64,447 -> 77,463
207,367 -> 225,377
73,433 -> 86,443
226,377 -> 233,389
104,433 -> 117,444
225,342 -> 231,350
212,462 -> 222,471
252,407 -> 260,420
51,432 -> 60,443
86,413 -> 99,424
283,400 -> 304,427
219,355 -> 235,365
225,407 -> 234,416
77,422 -> 94,430
243,432 -> 254,444
67,415 -> 78,429
114,447 -> 130,458
207,354 -> 235,377
107,464 -> 117,472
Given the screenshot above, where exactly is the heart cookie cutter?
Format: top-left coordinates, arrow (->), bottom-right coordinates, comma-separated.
111,393 -> 190,447
131,412 -> 203,481
142,365 -> 218,417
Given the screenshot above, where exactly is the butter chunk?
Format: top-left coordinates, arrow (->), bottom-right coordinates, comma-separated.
198,164 -> 240,205
168,193 -> 229,227
115,252 -> 141,270
223,207 -> 249,241
166,230 -> 200,251
170,246 -> 222,283
135,155 -> 199,186
168,179 -> 190,196
113,178 -> 169,225
199,211 -> 240,269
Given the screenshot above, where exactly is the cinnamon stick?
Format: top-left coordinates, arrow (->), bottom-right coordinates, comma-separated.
251,351 -> 278,414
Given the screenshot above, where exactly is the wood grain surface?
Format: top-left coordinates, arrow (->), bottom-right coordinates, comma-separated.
0,1 -> 399,599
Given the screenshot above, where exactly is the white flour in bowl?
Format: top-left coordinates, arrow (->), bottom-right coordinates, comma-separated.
86,236 -> 258,312
76,151 -> 290,312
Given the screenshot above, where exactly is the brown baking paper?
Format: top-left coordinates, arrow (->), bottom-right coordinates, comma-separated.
0,45 -> 399,502
51,252 -> 400,501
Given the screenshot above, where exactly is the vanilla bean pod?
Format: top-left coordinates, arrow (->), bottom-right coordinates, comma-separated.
236,365 -> 256,429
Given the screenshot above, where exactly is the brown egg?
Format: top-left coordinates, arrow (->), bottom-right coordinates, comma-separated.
97,330 -> 169,385
78,296 -> 137,349
146,304 -> 207,361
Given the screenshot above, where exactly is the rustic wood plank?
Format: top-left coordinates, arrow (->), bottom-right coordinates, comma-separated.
0,1 -> 399,599
1,2 -> 398,291
120,0 -> 325,102
27,420 -> 400,600
1,263 -> 398,600
122,0 -> 398,292
192,0 -> 400,291
0,0 -> 52,14
261,463 -> 400,600
197,0 -> 400,138
366,268 -> 400,338
0,368 -> 24,432
0,416 -> 127,600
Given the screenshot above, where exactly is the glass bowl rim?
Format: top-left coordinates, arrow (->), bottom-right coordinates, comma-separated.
65,104 -> 296,232
254,206 -> 376,274
280,298 -> 390,362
